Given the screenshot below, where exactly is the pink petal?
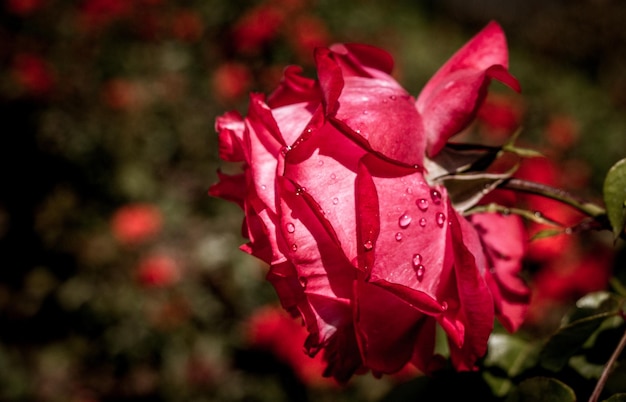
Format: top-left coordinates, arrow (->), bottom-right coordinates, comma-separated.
469,212 -> 530,332
358,154 -> 451,310
276,176 -> 356,350
317,45 -> 427,166
447,209 -> 495,370
416,21 -> 520,157
267,65 -> 320,108
353,279 -> 429,374
283,114 -> 368,267
215,110 -> 246,162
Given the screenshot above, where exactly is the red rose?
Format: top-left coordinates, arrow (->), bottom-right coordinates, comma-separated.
111,203 -> 163,245
210,21 -> 527,381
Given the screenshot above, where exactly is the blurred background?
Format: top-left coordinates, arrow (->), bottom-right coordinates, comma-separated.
1,0 -> 626,401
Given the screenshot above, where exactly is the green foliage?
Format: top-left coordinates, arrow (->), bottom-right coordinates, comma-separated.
604,158 -> 626,239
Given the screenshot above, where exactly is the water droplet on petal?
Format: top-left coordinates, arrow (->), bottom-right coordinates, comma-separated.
436,212 -> 446,227
299,276 -> 308,288
281,145 -> 292,156
415,265 -> 425,281
260,184 -> 267,190
295,187 -> 306,196
286,223 -> 295,233
389,95 -> 397,101
363,240 -> 373,251
412,253 -> 422,267
416,198 -> 429,211
419,218 -> 426,227
395,232 -> 403,241
332,197 -> 339,205
398,212 -> 412,228
291,243 -> 298,251
430,189 -> 442,204
441,301 -> 448,311
534,211 -> 542,218
318,159 -> 324,166
363,110 -> 369,115
406,187 -> 413,195
330,173 -> 336,180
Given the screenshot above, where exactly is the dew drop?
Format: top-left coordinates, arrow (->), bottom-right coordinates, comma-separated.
363,240 -> 373,251
363,110 -> 369,115
330,173 -> 337,180
355,129 -> 361,134
295,187 -> 306,196
291,243 -> 298,251
318,159 -> 324,166
416,198 -> 429,211
332,197 -> 339,205
412,253 -> 422,267
299,276 -> 308,288
389,95 -> 397,101
286,223 -> 295,233
398,212 -> 412,228
395,232 -> 403,241
406,187 -> 413,195
436,212 -> 446,227
260,184 -> 267,191
565,227 -> 573,235
415,265 -> 425,282
281,145 -> 292,156
430,189 -> 442,204
419,218 -> 426,227
534,211 -> 543,218
441,301 -> 448,311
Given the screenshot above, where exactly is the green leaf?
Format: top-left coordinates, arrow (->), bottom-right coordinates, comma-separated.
604,393 -> 626,402
505,377 -> 576,402
603,158 -> 626,239
484,333 -> 541,397
539,312 -> 617,371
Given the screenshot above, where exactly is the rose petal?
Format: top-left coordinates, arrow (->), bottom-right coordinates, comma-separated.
276,176 -> 355,350
267,65 -> 321,108
416,21 -> 520,157
447,209 -> 495,370
354,279 -> 429,374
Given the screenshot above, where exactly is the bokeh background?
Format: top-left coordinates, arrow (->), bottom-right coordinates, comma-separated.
1,0 -> 626,401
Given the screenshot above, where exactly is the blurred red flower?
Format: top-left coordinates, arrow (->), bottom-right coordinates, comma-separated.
244,305 -> 337,387
476,92 -> 524,142
135,254 -> 180,288
11,53 -> 54,97
111,203 -> 163,245
5,0 -> 45,15
212,62 -> 252,103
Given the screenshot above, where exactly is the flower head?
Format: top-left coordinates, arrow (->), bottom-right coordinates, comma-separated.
210,21 -> 529,381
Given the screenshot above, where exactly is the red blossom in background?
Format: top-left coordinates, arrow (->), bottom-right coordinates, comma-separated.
5,0 -> 45,15
244,305 -> 337,387
10,53 -> 55,97
135,253 -> 180,288
209,21 -> 529,381
111,203 -> 163,245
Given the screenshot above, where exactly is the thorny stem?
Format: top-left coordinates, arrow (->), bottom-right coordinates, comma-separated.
499,178 -> 607,218
589,327 -> 626,402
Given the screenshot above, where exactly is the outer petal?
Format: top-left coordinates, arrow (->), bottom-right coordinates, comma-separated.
283,111 -> 367,268
448,209 -> 495,370
416,21 -> 520,157
215,111 -> 246,162
267,65 -> 321,108
275,176 -> 355,353
353,279 -> 429,374
316,45 -> 427,166
357,154 -> 450,315
469,212 -> 530,332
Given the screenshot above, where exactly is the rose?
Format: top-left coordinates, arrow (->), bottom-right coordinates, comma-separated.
210,21 -> 530,381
